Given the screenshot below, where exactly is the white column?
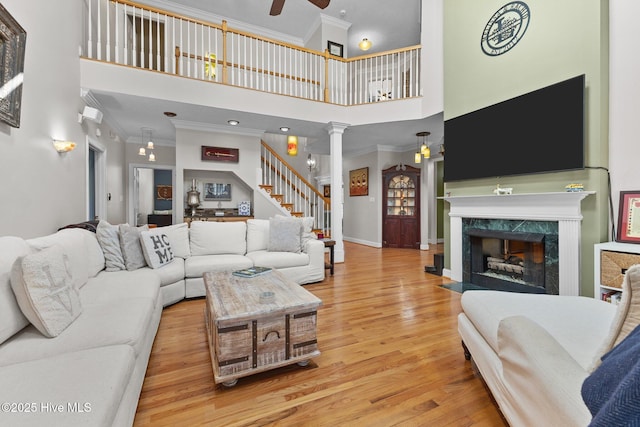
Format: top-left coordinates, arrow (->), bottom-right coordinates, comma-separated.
558,219 -> 582,296
449,216 -> 463,281
328,122 -> 349,263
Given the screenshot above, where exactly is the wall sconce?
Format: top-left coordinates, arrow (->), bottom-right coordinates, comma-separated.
53,140 -> 76,153
306,153 -> 317,171
359,38 -> 372,51
287,135 -> 298,156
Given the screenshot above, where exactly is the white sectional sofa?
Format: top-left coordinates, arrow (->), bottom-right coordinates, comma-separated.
458,264 -> 640,426
0,217 -> 325,427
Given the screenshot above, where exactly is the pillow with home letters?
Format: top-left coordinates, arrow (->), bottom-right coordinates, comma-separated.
140,229 -> 174,269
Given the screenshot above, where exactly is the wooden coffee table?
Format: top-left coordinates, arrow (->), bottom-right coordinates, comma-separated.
204,269 -> 322,387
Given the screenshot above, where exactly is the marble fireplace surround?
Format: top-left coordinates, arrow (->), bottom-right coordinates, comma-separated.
444,192 -> 595,296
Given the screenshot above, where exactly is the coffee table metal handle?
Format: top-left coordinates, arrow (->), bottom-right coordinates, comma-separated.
263,331 -> 280,341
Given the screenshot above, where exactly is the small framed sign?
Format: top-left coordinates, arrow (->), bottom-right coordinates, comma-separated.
327,41 -> 343,58
201,146 -> 239,163
616,191 -> 640,243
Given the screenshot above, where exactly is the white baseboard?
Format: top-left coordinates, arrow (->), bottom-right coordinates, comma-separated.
442,268 -> 452,279
343,236 -> 382,248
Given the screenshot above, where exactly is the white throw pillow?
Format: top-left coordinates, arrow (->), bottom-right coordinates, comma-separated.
96,220 -> 125,271
118,224 -> 148,271
10,245 -> 83,338
268,216 -> 302,253
140,229 -> 174,269
161,223 -> 190,258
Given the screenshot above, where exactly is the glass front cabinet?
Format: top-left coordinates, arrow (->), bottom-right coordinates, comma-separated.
382,165 -> 420,249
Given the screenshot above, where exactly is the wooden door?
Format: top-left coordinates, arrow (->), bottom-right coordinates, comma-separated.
382,165 -> 420,249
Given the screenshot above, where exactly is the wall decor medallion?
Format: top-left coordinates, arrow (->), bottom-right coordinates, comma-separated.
201,146 -> 239,162
481,1 -> 530,57
0,4 -> 27,128
156,185 -> 172,200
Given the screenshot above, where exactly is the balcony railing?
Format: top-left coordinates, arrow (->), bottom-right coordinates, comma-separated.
82,0 -> 421,106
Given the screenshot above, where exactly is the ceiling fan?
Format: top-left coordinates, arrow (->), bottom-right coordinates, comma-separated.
270,0 -> 330,16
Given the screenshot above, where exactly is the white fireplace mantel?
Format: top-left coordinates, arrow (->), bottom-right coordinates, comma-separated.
443,191 -> 595,296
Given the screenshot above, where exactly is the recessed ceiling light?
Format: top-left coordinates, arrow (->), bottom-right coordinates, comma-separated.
280,126 -> 290,132
228,120 -> 239,126
163,111 -> 177,117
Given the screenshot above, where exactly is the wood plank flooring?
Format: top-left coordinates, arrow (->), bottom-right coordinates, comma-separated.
134,242 -> 507,426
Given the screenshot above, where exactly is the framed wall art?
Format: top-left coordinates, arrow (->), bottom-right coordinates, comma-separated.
349,167 -> 369,196
616,191 -> 640,243
0,4 -> 27,128
327,41 -> 343,58
156,185 -> 172,200
204,183 -> 232,201
201,146 -> 239,163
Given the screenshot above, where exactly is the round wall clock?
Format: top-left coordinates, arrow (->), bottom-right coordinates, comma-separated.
481,1 -> 530,56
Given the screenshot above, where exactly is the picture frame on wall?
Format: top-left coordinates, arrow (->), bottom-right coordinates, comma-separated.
0,4 -> 27,128
201,146 -> 239,163
616,191 -> 640,243
349,167 -> 368,196
204,183 -> 232,201
327,41 -> 343,58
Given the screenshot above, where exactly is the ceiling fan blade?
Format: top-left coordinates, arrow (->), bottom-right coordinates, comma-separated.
270,0 -> 285,16
308,0 -> 330,9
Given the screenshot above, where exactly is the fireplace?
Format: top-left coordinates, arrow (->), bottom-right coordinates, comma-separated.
444,191 -> 594,296
463,221 -> 559,294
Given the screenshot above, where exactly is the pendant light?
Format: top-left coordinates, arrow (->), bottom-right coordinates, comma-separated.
415,131 -> 431,163
287,135 -> 298,156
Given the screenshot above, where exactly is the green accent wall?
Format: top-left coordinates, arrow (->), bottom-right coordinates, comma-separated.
443,0 -> 609,296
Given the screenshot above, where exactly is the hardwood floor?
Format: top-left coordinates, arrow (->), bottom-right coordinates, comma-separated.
134,242 -> 507,426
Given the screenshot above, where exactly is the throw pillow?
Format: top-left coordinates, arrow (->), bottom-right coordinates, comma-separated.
268,216 -> 302,253
582,323 -> 640,426
161,223 -> 190,258
590,264 -> 640,371
140,229 -> 174,269
10,245 -> 83,338
96,220 -> 125,271
118,224 -> 148,271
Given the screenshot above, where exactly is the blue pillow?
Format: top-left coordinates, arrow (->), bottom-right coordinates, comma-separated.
582,323 -> 640,426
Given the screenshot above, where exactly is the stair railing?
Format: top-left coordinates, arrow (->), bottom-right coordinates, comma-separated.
261,141 -> 330,236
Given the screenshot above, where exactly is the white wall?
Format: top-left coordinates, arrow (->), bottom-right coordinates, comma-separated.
609,2 -> 640,228
0,0 -> 87,238
174,127 -> 261,219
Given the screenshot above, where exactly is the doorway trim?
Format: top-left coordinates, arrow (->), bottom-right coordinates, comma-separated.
87,136 -> 107,221
128,163 -> 176,226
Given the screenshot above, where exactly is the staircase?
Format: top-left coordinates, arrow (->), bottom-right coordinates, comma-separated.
260,141 -> 331,237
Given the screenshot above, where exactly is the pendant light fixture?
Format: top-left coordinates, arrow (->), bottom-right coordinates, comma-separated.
415,131 -> 431,163
138,127 -> 156,161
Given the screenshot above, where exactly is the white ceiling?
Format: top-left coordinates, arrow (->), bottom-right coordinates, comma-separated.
88,0 -> 443,156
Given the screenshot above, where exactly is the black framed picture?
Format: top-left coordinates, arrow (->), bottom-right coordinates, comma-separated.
327,41 -> 343,58
0,4 -> 26,128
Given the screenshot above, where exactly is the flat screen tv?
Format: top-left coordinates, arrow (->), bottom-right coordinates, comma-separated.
443,75 -> 585,182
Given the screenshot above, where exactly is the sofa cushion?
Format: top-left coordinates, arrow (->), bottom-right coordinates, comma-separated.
246,219 -> 270,252
11,245 -> 83,338
0,236 -> 31,345
184,254 -> 253,278
119,223 -> 148,271
268,216 -> 302,253
0,345 -> 135,427
162,222 -> 190,258
461,290 -> 616,370
96,220 -> 125,271
140,228 -> 174,269
189,221 -> 247,256
145,257 -> 184,287
28,228 -> 93,289
82,230 -> 106,278
0,297 -> 156,366
246,250 -> 310,269
582,323 -> 640,426
591,264 -> 640,371
81,268 -> 160,306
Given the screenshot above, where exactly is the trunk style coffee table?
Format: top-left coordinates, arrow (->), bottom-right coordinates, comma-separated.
204,269 -> 322,387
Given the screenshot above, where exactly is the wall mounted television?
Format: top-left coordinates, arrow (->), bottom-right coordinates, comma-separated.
443,74 -> 585,182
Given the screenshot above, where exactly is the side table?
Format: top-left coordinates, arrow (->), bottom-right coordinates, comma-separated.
321,239 -> 335,276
